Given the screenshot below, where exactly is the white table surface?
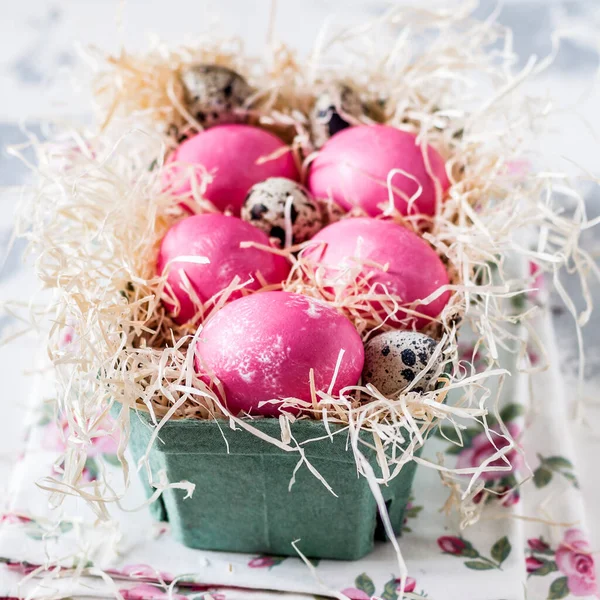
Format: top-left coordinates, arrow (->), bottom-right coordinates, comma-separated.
1,0 -> 599,582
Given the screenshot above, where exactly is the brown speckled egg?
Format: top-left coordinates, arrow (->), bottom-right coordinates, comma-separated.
180,64 -> 252,127
241,177 -> 323,246
362,331 -> 441,396
310,82 -> 364,148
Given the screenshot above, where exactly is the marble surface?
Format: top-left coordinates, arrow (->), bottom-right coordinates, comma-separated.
0,0 -> 599,580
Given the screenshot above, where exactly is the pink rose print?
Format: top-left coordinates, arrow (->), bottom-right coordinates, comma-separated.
439,535 -> 511,570
119,584 -> 186,600
116,564 -> 173,583
59,324 -> 75,349
526,556 -> 544,573
43,415 -> 119,457
555,529 -> 597,597
0,513 -> 32,525
153,523 -> 170,538
528,538 -> 550,552
88,428 -> 119,456
2,560 -> 38,575
505,159 -> 532,178
42,413 -> 120,482
472,490 -> 485,504
248,556 -> 274,568
341,589 -> 370,600
526,347 -> 540,366
41,419 -> 66,452
247,555 -> 286,569
456,423 -> 522,482
502,492 -> 519,506
394,577 -> 416,593
528,261 -> 545,300
438,536 -> 466,555
497,484 -> 520,506
343,573 -> 421,598
474,484 -> 519,506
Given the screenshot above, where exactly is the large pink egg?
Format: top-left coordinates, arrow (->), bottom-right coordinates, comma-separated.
308,125 -> 449,217
164,125 -> 300,214
306,218 -> 450,327
157,214 -> 290,324
195,291 -> 364,416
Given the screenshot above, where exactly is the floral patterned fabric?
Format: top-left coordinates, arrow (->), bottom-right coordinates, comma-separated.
0,281 -> 597,599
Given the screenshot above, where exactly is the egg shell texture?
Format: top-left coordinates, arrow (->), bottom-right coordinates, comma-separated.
195,291 -> 365,416
363,330 -> 441,396
308,125 -> 449,217
180,64 -> 251,128
164,125 -> 300,214
157,214 -> 290,324
306,217 -> 450,327
241,177 -> 323,245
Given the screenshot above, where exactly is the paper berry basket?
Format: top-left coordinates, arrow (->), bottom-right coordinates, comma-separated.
128,413 -> 420,560
17,3 -> 592,571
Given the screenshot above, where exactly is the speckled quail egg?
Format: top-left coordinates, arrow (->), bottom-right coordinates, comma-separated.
241,177 -> 323,246
310,82 -> 364,148
362,331 -> 442,396
180,64 -> 252,128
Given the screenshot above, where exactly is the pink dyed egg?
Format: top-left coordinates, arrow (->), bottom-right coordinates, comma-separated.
306,218 -> 450,327
308,125 -> 449,217
157,214 -> 290,324
195,291 -> 364,416
164,125 -> 300,214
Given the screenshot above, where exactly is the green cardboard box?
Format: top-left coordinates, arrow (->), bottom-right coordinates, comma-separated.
126,410 -> 420,560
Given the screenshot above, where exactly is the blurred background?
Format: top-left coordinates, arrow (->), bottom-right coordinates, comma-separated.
0,0 -> 599,555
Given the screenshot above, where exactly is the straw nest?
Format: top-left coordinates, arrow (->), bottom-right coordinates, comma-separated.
11,3 -> 597,573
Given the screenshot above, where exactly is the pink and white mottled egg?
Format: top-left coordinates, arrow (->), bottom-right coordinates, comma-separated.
157,214 -> 290,324
307,125 -> 449,217
194,291 -> 364,416
163,125 -> 300,214
306,217 -> 450,328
